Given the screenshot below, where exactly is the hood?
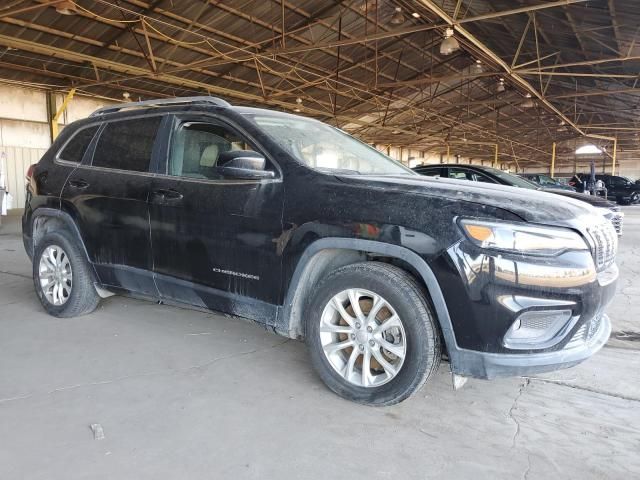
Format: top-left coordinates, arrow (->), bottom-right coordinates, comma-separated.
338,174 -> 595,225
542,189 -> 617,209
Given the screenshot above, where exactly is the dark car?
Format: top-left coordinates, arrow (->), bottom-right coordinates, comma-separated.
574,174 -> 640,204
23,97 -> 617,405
413,164 -> 624,235
519,173 -> 576,191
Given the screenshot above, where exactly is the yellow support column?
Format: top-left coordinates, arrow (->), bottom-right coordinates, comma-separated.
50,88 -> 76,140
446,144 -> 451,163
551,142 -> 556,177
612,137 -> 617,176
493,144 -> 498,168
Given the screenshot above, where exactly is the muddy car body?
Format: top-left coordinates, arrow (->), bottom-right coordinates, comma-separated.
23,97 -> 617,405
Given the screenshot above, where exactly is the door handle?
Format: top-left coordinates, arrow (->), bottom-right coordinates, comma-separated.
151,189 -> 183,202
68,179 -> 90,189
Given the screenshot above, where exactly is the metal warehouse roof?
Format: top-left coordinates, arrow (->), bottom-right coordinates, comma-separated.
0,0 -> 639,167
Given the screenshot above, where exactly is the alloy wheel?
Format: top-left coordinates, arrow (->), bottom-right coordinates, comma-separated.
319,288 -> 406,387
38,245 -> 73,306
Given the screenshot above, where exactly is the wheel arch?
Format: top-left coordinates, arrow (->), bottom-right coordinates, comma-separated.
30,208 -> 95,274
278,237 -> 458,357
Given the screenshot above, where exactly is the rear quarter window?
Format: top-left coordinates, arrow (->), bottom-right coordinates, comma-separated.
58,125 -> 99,163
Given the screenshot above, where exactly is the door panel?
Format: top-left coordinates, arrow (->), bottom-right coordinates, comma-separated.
61,115 -> 164,295
149,116 -> 284,321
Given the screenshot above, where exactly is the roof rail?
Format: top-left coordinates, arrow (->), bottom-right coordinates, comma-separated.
89,96 -> 231,117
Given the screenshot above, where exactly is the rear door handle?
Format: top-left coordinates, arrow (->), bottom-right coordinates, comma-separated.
68,179 -> 90,189
151,189 -> 183,202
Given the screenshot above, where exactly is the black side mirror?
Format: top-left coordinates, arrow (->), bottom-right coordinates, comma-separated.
216,150 -> 275,179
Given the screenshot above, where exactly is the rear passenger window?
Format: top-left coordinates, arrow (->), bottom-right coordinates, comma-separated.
92,116 -> 161,172
58,125 -> 99,163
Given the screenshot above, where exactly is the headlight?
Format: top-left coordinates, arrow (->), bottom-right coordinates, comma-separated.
458,219 -> 589,256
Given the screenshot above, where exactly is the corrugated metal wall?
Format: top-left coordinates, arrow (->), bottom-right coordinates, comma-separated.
1,146 -> 46,211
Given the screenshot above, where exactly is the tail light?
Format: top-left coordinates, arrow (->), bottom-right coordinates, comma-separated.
26,163 -> 37,182
568,181 -> 575,186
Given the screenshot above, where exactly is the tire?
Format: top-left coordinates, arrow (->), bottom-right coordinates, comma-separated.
305,262 -> 441,406
33,230 -> 100,317
631,192 -> 640,204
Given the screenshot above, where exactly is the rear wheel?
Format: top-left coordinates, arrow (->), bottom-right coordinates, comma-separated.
33,230 -> 100,317
306,262 -> 441,406
631,192 -> 640,204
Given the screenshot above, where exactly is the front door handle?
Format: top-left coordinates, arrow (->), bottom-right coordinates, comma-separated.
68,179 -> 90,189
151,189 -> 183,202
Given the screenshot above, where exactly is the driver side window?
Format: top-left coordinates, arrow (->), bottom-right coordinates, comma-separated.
169,122 -> 256,180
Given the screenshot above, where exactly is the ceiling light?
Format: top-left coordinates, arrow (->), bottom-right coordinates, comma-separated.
576,144 -> 602,155
474,59 -> 483,73
392,129 -> 401,134
412,12 -> 420,18
359,0 -> 375,12
390,7 -> 405,25
296,97 -> 303,105
55,0 -> 78,15
522,92 -> 535,109
122,92 -> 130,100
440,28 -> 460,56
496,78 -> 505,93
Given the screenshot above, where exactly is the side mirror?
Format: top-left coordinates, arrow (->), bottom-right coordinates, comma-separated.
216,150 -> 275,179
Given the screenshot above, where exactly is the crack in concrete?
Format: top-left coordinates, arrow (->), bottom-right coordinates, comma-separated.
509,378 -> 530,449
0,270 -> 31,280
525,376 -> 640,402
523,453 -> 532,480
0,339 -> 290,405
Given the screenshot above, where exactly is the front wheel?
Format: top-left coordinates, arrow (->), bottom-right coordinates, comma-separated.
631,192 -> 640,204
306,262 -> 441,406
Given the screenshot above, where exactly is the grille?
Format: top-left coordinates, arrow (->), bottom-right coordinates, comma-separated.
587,221 -> 617,270
610,214 -> 623,235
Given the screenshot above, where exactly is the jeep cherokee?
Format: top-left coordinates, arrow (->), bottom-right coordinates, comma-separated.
23,97 -> 618,405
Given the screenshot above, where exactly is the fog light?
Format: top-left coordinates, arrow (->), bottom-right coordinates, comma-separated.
503,309 -> 573,350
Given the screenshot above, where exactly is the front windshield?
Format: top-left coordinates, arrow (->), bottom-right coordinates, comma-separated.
485,167 -> 538,189
244,113 -> 414,176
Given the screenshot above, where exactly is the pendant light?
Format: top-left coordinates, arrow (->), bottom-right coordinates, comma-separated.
390,7 -> 405,25
440,28 -> 460,56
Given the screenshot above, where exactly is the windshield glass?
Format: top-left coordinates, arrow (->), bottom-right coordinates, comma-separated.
244,113 -> 414,176
485,167 -> 538,189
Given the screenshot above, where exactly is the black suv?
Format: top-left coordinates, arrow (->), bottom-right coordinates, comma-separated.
23,97 -> 618,405
575,173 -> 640,204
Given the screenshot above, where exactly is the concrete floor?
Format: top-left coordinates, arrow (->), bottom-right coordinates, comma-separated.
1,210 -> 639,480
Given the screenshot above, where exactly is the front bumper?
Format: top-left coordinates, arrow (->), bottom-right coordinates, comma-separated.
451,313 -> 611,379
437,237 -> 617,379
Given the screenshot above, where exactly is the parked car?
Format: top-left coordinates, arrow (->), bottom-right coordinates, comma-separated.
575,173 -> 640,204
413,164 -> 623,235
519,173 -> 576,191
23,97 -> 617,405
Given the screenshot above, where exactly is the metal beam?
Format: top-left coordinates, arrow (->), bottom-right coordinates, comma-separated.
417,0 -> 589,138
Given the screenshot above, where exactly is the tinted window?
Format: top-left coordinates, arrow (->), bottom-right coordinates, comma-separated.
611,176 -> 627,186
92,116 -> 161,172
58,125 -> 99,163
414,167 -> 441,177
169,122 -> 256,180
